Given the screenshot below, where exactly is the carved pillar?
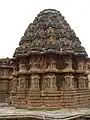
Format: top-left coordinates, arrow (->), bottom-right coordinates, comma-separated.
30,74 -> 40,91
43,73 -> 57,91
63,75 -> 75,90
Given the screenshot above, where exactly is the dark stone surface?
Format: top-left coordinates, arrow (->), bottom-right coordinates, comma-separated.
13,9 -> 87,57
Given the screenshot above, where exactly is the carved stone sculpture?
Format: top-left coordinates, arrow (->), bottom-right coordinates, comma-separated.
78,76 -> 86,89
18,76 -> 26,91
30,74 -> 40,91
12,77 -> 17,92
19,64 -> 26,72
48,60 -> 56,69
64,75 -> 75,90
43,73 -> 57,91
19,59 -> 26,72
64,59 -> 73,70
77,61 -> 84,70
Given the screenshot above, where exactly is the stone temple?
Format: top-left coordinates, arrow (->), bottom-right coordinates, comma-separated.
1,9 -> 90,109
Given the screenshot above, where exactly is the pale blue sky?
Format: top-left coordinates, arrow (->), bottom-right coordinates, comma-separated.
0,0 -> 90,58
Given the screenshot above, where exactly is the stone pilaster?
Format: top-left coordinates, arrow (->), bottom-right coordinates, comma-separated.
16,74 -> 27,108
27,73 -> 41,108
10,76 -> 17,106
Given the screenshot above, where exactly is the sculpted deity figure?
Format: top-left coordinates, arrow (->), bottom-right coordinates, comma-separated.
19,63 -> 26,72
13,65 -> 17,73
50,74 -> 57,89
78,76 -> 86,89
43,74 -> 57,90
84,63 -> 88,70
18,76 -> 26,91
64,59 -> 73,70
47,27 -> 55,34
19,59 -> 26,72
64,75 -> 74,90
30,74 -> 40,90
43,75 -> 51,90
30,58 -> 40,70
88,63 -> 90,70
12,77 -> 17,92
48,60 -> 56,69
60,38 -> 72,51
3,68 -> 8,76
77,61 -> 84,70
32,62 -> 38,69
64,39 -> 72,51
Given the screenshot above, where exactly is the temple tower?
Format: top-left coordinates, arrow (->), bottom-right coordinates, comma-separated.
11,9 -> 90,108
